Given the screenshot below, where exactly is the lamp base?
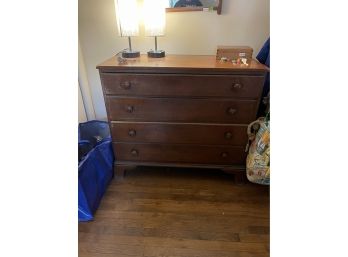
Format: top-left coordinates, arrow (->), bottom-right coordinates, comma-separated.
147,50 -> 165,58
122,50 -> 140,58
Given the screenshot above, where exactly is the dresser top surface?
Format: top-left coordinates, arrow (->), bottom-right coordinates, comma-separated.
97,55 -> 269,73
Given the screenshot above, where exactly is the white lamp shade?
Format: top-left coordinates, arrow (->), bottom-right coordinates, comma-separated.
143,0 -> 167,36
115,0 -> 139,37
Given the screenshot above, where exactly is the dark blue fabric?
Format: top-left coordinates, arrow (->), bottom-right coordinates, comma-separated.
256,38 -> 270,67
78,121 -> 114,222
79,121 -> 110,151
256,38 -> 270,116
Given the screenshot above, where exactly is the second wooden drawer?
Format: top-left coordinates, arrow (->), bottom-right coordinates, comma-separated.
111,122 -> 248,146
106,97 -> 258,124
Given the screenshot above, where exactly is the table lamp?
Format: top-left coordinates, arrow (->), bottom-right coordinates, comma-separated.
143,0 -> 167,58
114,0 -> 140,58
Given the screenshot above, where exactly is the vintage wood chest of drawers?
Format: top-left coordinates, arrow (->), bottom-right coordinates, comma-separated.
97,55 -> 268,182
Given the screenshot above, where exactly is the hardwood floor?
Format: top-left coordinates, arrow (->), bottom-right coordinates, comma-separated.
79,167 -> 270,257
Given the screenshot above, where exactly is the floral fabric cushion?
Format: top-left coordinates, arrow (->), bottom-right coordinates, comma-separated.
246,117 -> 270,185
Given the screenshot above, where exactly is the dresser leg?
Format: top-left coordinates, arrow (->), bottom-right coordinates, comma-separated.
222,168 -> 246,185
115,164 -> 135,180
234,171 -> 246,184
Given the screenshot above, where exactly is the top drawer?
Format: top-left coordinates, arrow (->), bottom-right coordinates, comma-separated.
100,73 -> 264,98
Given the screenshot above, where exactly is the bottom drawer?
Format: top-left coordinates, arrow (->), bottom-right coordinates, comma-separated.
113,143 -> 247,165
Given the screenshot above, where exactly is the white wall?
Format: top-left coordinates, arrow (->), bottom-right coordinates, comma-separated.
78,82 -> 87,123
79,0 -> 270,120
78,38 -> 96,121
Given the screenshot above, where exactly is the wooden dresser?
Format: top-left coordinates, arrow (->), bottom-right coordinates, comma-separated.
97,55 -> 268,183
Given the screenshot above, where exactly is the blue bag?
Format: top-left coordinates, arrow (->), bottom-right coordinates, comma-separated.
78,121 -> 114,222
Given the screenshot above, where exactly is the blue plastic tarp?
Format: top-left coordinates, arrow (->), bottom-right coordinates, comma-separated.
78,121 -> 114,222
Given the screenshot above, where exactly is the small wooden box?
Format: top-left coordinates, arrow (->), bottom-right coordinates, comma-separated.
216,46 -> 253,64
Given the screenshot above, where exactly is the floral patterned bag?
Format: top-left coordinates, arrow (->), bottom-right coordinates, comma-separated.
245,115 -> 270,185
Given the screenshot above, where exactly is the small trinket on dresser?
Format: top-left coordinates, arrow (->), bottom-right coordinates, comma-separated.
241,58 -> 248,65
115,49 -> 128,64
117,56 -> 127,65
220,57 -> 228,62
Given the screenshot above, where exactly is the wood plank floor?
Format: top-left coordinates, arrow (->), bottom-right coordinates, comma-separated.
79,167 -> 270,257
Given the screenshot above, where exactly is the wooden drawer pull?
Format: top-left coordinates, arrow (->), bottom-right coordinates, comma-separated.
120,81 -> 131,89
128,129 -> 136,137
221,152 -> 229,158
232,83 -> 243,89
227,108 -> 237,115
224,132 -> 233,139
126,105 -> 134,113
130,149 -> 139,157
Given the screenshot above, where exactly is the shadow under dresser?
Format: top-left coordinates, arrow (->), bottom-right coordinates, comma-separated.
97,55 -> 269,183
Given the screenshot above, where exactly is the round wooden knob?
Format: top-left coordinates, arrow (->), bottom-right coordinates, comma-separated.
128,129 -> 136,137
227,108 -> 237,115
120,81 -> 131,89
232,83 -> 242,89
221,152 -> 229,158
224,132 -> 232,139
126,105 -> 134,113
130,149 -> 138,157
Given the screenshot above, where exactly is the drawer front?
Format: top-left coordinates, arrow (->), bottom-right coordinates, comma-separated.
106,97 -> 257,124
111,122 -> 248,146
101,73 -> 264,98
113,143 -> 247,165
